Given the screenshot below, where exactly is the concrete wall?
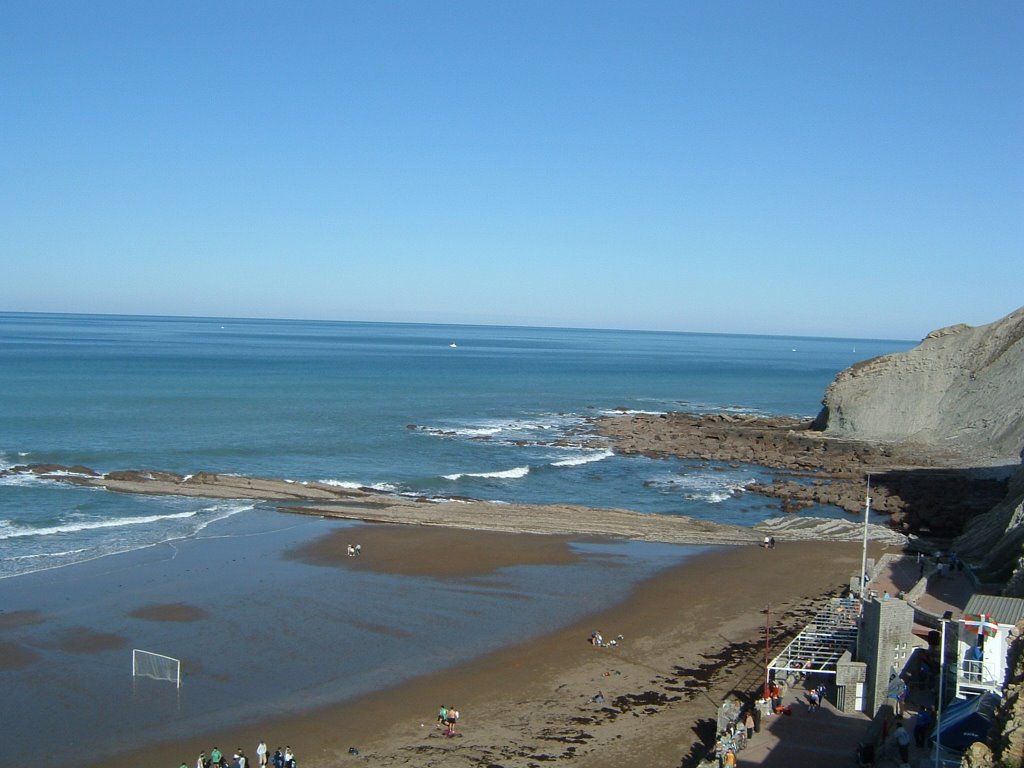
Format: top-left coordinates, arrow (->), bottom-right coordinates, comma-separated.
859,596 -> 915,715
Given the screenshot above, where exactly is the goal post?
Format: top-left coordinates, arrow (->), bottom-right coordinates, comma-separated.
132,648 -> 181,688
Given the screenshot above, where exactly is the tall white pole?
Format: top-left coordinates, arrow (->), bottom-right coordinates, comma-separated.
935,618 -> 946,768
860,475 -> 872,598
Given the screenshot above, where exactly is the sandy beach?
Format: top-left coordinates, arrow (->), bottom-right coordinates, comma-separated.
67,520 -> 892,768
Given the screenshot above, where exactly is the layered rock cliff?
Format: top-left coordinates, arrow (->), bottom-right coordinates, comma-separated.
813,306 -> 1024,463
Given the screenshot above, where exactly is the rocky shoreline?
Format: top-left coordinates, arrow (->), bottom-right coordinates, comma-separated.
6,406 -> 1010,545
0,461 -> 907,546
592,411 -> 1013,538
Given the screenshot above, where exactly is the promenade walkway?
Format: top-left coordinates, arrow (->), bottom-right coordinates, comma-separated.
732,554 -> 975,767
867,554 -> 974,622
732,682 -> 928,767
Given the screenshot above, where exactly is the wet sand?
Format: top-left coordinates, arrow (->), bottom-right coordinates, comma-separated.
81,524 -> 890,768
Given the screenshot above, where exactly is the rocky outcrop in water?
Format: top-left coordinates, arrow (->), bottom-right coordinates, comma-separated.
813,306 -> 1024,463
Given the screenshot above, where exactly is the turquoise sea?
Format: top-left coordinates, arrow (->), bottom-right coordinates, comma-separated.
0,312 -> 914,580
0,312 -> 915,765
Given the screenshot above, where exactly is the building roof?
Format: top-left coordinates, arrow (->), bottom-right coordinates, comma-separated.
963,594 -> 1024,626
768,596 -> 860,676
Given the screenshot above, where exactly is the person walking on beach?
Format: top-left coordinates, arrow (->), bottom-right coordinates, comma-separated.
446,705 -> 459,735
197,752 -> 207,768
437,704 -> 448,728
211,748 -> 223,767
256,741 -> 267,768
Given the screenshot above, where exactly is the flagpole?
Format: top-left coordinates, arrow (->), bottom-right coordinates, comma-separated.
860,475 -> 871,598
935,617 -> 946,768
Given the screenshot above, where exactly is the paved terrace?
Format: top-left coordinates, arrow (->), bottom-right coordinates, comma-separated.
729,554 -> 975,767
868,554 -> 975,624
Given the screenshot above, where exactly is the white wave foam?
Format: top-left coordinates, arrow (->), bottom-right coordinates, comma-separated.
9,548 -> 89,561
417,413 -> 584,443
551,449 -> 614,467
319,479 -> 363,489
191,502 -> 255,535
0,510 -> 200,540
647,472 -> 754,504
598,409 -> 666,417
318,479 -> 399,492
443,465 -> 530,481
0,473 -> 49,487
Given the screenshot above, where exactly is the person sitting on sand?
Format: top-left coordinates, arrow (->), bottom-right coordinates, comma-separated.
590,630 -> 603,646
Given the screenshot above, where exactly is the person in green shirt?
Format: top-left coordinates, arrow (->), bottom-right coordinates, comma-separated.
210,747 -> 222,766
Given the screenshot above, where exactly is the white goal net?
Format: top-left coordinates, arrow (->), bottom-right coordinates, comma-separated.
132,648 -> 181,688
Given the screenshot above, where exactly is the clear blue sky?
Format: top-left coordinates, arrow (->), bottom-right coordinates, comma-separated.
1,2 -> 1021,340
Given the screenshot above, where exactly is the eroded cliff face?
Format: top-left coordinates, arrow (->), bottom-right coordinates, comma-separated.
814,307 -> 1024,463
956,465 -> 1024,589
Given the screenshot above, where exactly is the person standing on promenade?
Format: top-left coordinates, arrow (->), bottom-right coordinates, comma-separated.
744,710 -> 754,739
914,707 -> 933,747
896,718 -> 911,764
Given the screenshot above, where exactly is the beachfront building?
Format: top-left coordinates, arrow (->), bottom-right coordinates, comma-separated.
768,596 -> 862,709
856,593 -> 920,716
954,594 -> 1024,699
766,592 -> 925,717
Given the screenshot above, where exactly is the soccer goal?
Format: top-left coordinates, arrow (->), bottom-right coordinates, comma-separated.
132,648 -> 181,688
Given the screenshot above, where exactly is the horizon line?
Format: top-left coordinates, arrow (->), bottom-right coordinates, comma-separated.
0,308 -> 918,345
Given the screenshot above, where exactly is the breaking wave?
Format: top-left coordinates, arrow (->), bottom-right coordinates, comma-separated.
550,449 -> 614,467
443,465 -> 531,481
645,471 -> 755,504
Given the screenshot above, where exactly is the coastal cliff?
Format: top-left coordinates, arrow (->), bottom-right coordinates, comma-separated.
810,306 -> 1024,593
813,306 -> 1024,463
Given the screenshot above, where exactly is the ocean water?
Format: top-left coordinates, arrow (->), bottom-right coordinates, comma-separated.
0,312 -> 914,579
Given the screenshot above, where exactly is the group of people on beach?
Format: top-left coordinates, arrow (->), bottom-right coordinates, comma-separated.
436,704 -> 460,736
190,742 -> 294,768
589,630 -> 624,647
346,543 -> 362,557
